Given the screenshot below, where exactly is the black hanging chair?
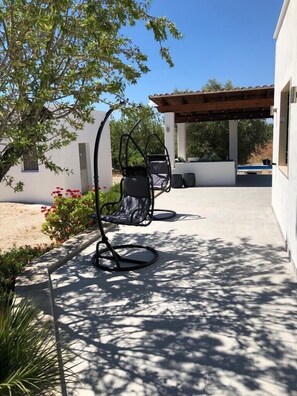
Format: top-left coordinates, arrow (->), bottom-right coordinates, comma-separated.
92,110 -> 158,272
145,133 -> 176,220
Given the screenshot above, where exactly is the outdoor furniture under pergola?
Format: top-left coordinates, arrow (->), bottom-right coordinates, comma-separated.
149,85 -> 274,186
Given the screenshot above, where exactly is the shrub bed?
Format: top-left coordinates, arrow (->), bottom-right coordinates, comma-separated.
41,185 -> 120,243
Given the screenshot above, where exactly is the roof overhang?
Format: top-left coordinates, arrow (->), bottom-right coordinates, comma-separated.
149,86 -> 274,123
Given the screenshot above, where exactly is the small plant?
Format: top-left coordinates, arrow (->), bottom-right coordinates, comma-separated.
41,185 -> 121,243
0,244 -> 54,296
0,293 -> 69,395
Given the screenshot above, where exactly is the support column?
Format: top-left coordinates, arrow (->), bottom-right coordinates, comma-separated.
164,112 -> 175,167
177,123 -> 186,161
229,120 -> 238,164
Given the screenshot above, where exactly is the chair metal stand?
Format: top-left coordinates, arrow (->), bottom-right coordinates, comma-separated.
92,109 -> 158,272
92,240 -> 158,272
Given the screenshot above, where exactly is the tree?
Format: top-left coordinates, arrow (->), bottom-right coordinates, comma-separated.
186,79 -> 273,164
0,0 -> 181,190
238,120 -> 272,164
187,120 -> 229,161
110,105 -> 164,171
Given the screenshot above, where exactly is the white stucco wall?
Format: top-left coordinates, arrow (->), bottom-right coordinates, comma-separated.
272,0 -> 297,266
173,161 -> 236,186
0,110 -> 112,204
164,113 -> 175,166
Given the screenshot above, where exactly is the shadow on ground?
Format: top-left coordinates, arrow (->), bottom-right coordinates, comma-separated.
50,228 -> 297,395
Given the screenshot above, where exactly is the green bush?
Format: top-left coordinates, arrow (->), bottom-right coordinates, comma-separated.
41,185 -> 121,243
41,187 -> 97,243
101,183 -> 121,212
0,244 -> 55,296
0,293 -> 68,395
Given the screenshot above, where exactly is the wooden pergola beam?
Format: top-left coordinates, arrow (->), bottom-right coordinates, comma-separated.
149,86 -> 274,123
175,109 -> 272,123
157,98 -> 273,114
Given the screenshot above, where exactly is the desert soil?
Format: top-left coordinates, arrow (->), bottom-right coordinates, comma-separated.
0,202 -> 52,252
0,175 -> 122,252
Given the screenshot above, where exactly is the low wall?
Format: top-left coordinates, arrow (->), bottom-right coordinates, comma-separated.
173,161 -> 236,186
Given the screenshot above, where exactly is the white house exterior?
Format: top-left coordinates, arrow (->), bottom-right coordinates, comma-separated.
272,0 -> 297,268
0,110 -> 112,204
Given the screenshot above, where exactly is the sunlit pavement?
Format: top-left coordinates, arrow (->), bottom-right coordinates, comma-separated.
51,175 -> 297,396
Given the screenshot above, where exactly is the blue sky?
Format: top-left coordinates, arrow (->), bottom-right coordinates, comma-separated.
100,0 -> 283,109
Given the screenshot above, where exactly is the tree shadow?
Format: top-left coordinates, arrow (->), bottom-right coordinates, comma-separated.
51,230 -> 297,395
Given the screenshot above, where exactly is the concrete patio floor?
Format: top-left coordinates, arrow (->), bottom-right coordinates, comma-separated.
51,175 -> 297,395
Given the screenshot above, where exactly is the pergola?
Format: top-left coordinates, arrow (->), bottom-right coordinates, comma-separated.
149,85 -> 274,164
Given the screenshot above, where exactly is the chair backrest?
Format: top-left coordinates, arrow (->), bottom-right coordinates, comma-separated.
101,165 -> 154,226
121,172 -> 152,223
100,126 -> 156,227
147,154 -> 171,193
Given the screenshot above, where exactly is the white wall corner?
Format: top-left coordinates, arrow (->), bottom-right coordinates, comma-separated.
177,123 -> 187,161
164,112 -> 175,168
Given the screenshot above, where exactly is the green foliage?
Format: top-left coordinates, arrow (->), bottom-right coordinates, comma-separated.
101,183 -> 121,210
186,79 -> 273,164
110,105 -> 164,170
0,0 -> 182,188
100,183 -> 122,216
41,187 -> 98,243
0,294 -> 66,395
202,78 -> 234,92
0,244 -> 54,295
187,120 -> 229,160
187,118 -> 272,164
41,185 -> 121,242
238,120 -> 273,164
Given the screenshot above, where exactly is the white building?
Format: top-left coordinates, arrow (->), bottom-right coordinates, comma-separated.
0,110 -> 112,204
272,0 -> 297,269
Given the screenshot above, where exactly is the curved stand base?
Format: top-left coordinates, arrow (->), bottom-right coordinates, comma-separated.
153,209 -> 176,221
92,243 -> 158,272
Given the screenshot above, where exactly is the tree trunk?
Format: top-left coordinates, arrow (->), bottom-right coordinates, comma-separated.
0,144 -> 25,183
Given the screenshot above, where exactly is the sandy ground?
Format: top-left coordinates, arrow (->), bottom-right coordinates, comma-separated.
0,202 -> 52,252
0,176 -> 122,252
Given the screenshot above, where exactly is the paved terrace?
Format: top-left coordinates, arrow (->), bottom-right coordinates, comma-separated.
34,175 -> 297,395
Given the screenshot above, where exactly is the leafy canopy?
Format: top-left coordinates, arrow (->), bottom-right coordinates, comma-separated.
0,0 -> 182,188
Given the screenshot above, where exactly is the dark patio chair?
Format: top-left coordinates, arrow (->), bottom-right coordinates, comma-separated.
145,134 -> 176,220
101,165 -> 153,226
92,110 -> 158,272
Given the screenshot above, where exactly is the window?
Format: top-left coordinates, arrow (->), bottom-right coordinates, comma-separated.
23,149 -> 39,172
278,82 -> 290,175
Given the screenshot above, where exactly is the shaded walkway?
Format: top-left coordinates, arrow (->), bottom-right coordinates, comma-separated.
51,185 -> 297,395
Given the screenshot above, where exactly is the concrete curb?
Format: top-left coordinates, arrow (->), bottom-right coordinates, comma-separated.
15,225 -> 113,396
16,225 -> 114,310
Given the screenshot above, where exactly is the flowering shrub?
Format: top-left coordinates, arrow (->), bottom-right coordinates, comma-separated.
41,187 -> 97,243
41,185 -> 120,243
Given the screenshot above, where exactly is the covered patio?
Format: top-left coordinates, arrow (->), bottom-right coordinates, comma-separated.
149,86 -> 274,187
19,175 -> 297,395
